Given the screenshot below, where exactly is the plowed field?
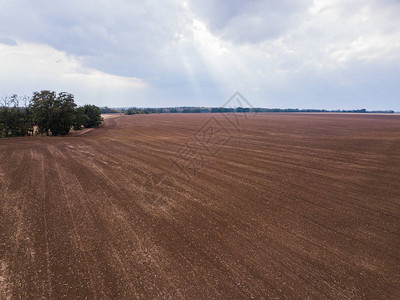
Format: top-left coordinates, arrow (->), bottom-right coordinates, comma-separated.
1,113 -> 399,299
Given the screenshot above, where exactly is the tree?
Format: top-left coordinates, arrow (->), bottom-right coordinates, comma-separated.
0,96 -> 11,137
101,106 -> 120,113
81,104 -> 103,128
51,92 -> 77,136
1,91 -> 104,138
32,90 -> 56,136
73,106 -> 90,130
32,90 -> 76,136
125,107 -> 142,115
21,95 -> 34,136
0,94 -> 33,137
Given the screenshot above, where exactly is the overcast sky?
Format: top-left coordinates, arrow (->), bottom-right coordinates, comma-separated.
0,0 -> 399,109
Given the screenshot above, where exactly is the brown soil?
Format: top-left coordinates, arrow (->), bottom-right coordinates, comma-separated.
1,113 -> 399,299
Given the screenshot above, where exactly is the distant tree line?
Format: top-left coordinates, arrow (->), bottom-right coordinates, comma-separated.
104,106 -> 394,115
100,106 -> 120,114
125,107 -> 154,115
250,108 -> 394,113
0,90 -> 103,138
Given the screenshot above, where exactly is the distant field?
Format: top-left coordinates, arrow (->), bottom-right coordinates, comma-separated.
101,113 -> 124,120
1,113 -> 399,298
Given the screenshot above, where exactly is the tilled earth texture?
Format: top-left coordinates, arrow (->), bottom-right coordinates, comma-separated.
1,113 -> 399,299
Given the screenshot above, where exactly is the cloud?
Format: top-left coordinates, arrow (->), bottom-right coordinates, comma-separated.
0,0 -> 191,78
187,0 -> 312,44
0,37 -> 17,46
0,0 -> 399,109
0,42 -> 147,106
